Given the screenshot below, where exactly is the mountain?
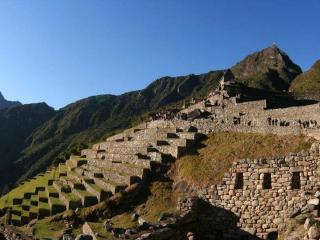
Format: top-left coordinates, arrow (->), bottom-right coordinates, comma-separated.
0,103 -> 55,192
232,45 -> 302,91
14,71 -> 224,183
0,92 -> 21,110
289,60 -> 320,94
0,46 -> 310,190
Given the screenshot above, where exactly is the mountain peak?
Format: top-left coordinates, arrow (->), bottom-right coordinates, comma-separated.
0,91 -> 5,101
0,91 -> 22,110
231,45 -> 302,91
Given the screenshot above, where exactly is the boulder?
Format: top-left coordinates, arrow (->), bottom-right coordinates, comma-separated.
131,213 -> 139,221
308,198 -> 320,206
304,217 -> 313,230
308,224 -> 320,239
301,204 -> 316,213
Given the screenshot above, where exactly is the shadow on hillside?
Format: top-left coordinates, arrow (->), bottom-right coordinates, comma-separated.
177,199 -> 261,240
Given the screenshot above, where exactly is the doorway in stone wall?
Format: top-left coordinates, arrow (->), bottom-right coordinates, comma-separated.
267,231 -> 278,240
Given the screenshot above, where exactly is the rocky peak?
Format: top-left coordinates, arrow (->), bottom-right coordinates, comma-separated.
0,91 -> 21,110
231,45 -> 302,91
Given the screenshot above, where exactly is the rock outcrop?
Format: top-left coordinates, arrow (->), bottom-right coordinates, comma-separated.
232,45 -> 302,91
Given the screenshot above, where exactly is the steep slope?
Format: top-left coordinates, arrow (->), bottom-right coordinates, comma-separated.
0,92 -> 21,110
232,45 -> 302,91
15,71 -> 223,182
0,103 -> 55,193
1,46 -> 307,189
290,60 -> 320,93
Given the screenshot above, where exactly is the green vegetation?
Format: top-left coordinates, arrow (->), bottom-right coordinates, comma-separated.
0,103 -> 55,193
173,132 -> 314,186
138,181 -> 179,223
87,222 -> 115,240
0,46 -> 308,197
0,170 -> 55,209
31,221 -> 65,239
290,60 -> 320,94
14,70 -> 223,186
111,213 -> 138,229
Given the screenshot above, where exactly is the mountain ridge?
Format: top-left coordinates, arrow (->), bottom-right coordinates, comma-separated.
290,59 -> 320,94
0,45 -> 314,193
0,91 -> 22,110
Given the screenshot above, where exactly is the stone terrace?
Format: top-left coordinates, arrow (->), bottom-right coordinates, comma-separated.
2,122 -> 200,226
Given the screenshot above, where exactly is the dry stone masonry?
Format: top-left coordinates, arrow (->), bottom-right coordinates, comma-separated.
2,70 -> 320,239
193,142 -> 320,239
1,123 -> 200,227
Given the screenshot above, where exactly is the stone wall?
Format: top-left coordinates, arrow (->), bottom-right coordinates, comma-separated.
178,143 -> 320,239
146,101 -> 320,140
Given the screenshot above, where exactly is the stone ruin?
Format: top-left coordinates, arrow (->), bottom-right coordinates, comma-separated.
2,69 -> 320,239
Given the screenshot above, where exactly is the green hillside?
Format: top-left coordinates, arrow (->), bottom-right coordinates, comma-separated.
0,103 -> 55,194
0,46 -> 308,192
14,71 -> 223,184
290,60 -> 320,93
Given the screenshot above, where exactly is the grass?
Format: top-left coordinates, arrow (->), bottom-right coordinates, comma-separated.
172,132 -> 315,187
86,222 -> 115,240
38,201 -> 50,211
0,170 -> 56,209
111,213 -> 138,229
32,221 -> 65,239
290,60 -> 320,93
137,181 -> 179,223
49,197 -> 64,206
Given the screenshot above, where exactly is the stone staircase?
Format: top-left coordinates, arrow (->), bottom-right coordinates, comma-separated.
6,123 -> 200,226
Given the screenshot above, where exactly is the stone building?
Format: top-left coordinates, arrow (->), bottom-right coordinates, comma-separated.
194,142 -> 320,239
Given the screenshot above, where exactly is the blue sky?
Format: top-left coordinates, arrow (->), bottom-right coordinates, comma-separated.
0,0 -> 319,109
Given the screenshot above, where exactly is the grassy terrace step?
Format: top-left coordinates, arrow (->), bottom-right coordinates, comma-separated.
73,189 -> 98,207
96,152 -> 146,162
67,170 -> 94,184
31,195 -> 38,206
82,181 -> 112,202
94,138 -> 190,151
0,170 -> 55,210
82,165 -> 135,185
53,181 -> 71,193
11,213 -> 21,226
156,145 -> 183,158
38,191 -> 48,203
90,146 -> 153,155
93,140 -> 156,150
131,131 -> 180,141
21,210 -> 30,225
29,205 -> 38,220
93,176 -> 127,194
46,186 -> 59,198
12,205 -> 22,216
59,191 -> 82,210
48,196 -> 66,215
66,156 -> 87,170
58,163 -> 67,177
22,199 -> 31,211
60,176 -> 85,190
176,132 -> 199,140
86,159 -> 149,177
38,201 -> 51,219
